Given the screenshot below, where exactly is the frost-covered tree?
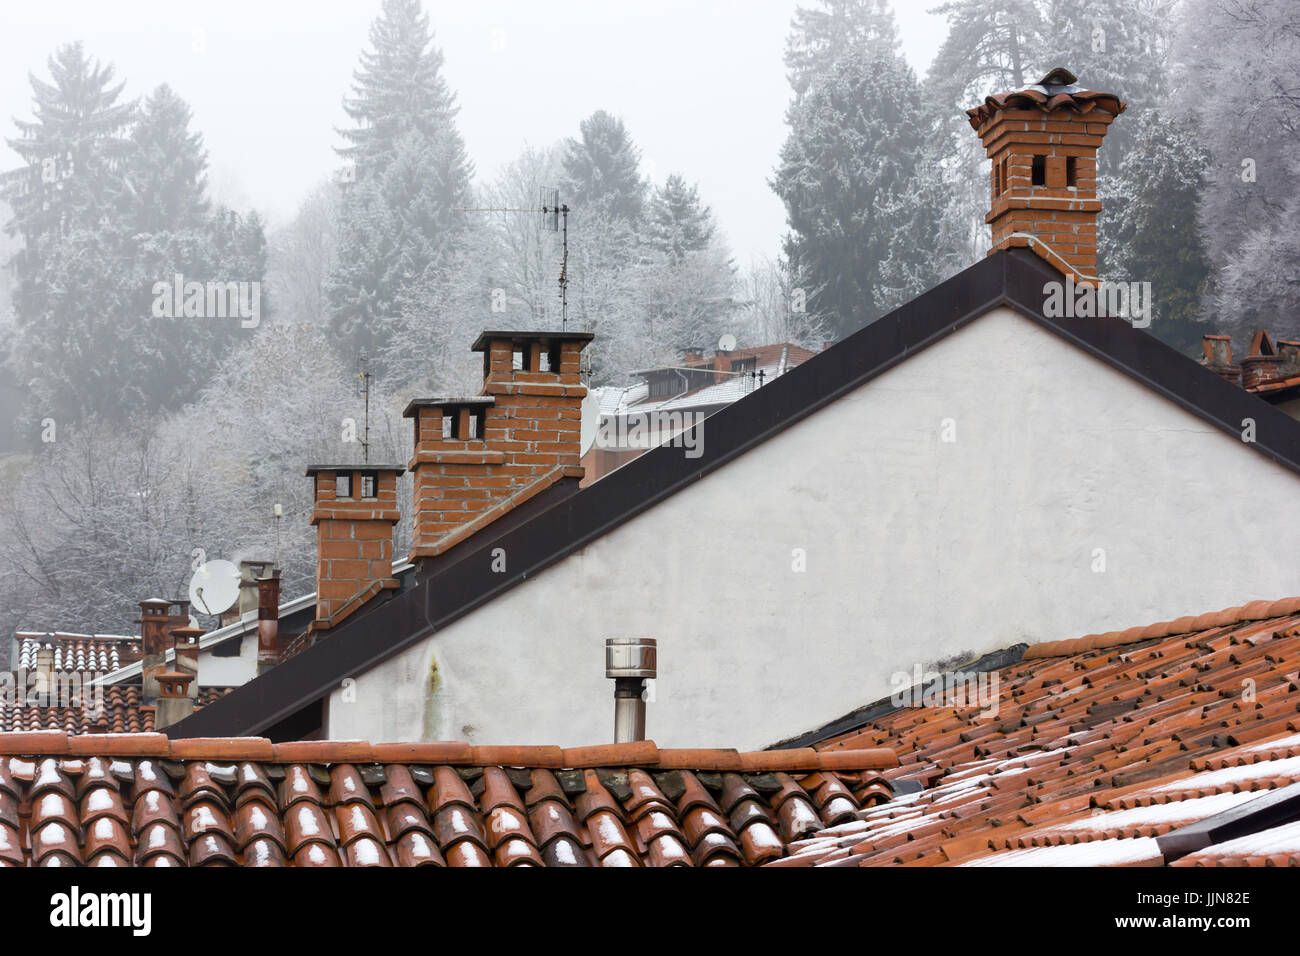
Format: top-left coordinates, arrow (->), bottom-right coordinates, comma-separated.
784,0 -> 901,102
2,43 -> 136,264
561,111 -> 646,226
646,174 -> 716,261
125,84 -> 209,234
737,256 -> 831,350
329,0 -> 472,365
1101,111 -> 1211,353
773,50 -> 941,339
1176,0 -> 1300,336
3,57 -> 265,434
267,181 -> 339,326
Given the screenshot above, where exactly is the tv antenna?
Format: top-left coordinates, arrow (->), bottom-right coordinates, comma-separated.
358,355 -> 372,463
454,188 -> 571,329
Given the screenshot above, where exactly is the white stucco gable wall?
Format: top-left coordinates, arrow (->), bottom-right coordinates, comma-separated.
327,306 -> 1300,749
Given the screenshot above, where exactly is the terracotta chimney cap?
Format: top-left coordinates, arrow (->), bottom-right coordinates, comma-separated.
967,67 -> 1126,130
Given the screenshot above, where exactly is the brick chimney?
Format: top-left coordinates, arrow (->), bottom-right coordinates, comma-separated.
139,598 -> 188,707
968,68 -> 1126,282
1201,334 -> 1242,385
306,464 -> 403,630
153,649 -> 195,731
405,330 -> 592,559
257,568 -> 282,674
172,625 -> 201,700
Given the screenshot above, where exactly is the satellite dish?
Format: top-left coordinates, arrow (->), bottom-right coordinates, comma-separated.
717,333 -> 737,352
580,391 -> 601,457
188,559 -> 240,617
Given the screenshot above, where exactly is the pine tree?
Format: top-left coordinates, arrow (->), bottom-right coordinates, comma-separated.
561,111 -> 646,225
3,59 -> 266,431
329,0 -> 472,365
338,0 -> 469,182
126,84 -> 210,233
784,0 -> 900,102
1101,111 -> 1210,354
646,174 -> 716,261
773,50 -> 940,340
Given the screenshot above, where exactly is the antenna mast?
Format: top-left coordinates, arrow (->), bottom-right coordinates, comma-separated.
454,189 -> 571,329
358,356 -> 371,464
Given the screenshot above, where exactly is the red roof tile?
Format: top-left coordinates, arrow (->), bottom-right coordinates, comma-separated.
789,599 -> 1300,867
0,736 -> 895,867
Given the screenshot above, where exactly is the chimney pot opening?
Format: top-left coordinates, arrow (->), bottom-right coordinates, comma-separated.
1031,154 -> 1046,186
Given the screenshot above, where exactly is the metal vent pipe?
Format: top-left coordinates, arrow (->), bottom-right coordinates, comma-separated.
605,638 -> 656,743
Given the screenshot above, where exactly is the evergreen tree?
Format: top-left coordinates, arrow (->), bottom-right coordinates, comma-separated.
2,43 -> 136,323
772,51 -> 940,340
3,57 -> 266,431
561,111 -> 646,225
126,84 -> 210,233
338,0 -> 469,182
329,0 -> 472,365
1101,111 -> 1210,354
646,174 -> 716,261
785,0 -> 900,102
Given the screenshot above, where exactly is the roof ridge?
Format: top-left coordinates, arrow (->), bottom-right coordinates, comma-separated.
1022,597 -> 1300,660
0,732 -> 899,771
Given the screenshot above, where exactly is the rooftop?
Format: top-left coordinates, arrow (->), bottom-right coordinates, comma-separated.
777,598 -> 1300,867
0,737 -> 892,867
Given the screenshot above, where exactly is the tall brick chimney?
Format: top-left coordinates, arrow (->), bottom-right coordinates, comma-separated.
968,68 -> 1125,282
305,464 -> 403,630
405,330 -> 592,559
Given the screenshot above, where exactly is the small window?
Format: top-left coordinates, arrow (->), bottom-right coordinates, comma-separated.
1066,156 -> 1077,187
335,474 -> 352,498
360,473 -> 377,499
731,357 -> 756,373
512,349 -> 525,371
442,414 -> 453,439
1031,155 -> 1046,186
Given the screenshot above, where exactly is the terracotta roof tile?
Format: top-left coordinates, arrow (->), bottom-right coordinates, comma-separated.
0,735 -> 883,866
789,598 -> 1300,867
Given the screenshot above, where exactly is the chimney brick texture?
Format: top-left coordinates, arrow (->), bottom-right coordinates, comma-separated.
406,331 -> 593,559
306,465 -> 403,628
969,69 -> 1125,282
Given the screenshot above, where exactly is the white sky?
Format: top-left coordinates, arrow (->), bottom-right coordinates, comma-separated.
0,0 -> 948,262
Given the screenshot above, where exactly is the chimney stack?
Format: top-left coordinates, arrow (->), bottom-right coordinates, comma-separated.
34,645 -> 54,701
153,638 -> 195,731
139,598 -> 182,707
605,638 -> 656,743
1201,334 -> 1243,385
405,330 -> 593,559
257,568 -> 282,674
306,465 -> 403,630
968,68 -> 1125,282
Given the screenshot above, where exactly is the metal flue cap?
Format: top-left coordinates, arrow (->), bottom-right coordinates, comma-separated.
605,638 -> 657,679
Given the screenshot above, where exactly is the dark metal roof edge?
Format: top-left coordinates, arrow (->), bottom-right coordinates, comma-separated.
1155,780 -> 1300,861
